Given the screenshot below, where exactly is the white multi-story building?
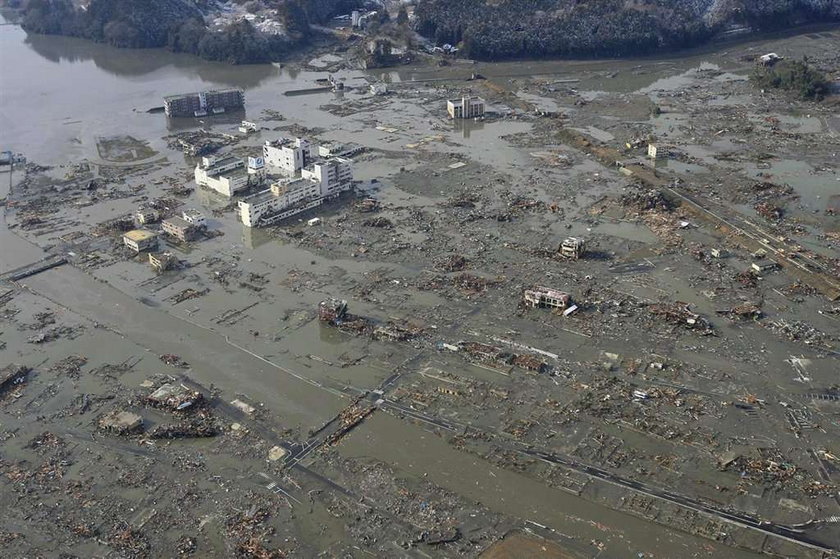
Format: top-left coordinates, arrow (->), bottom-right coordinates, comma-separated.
302,158 -> 353,197
263,138 -> 313,176
238,157 -> 353,227
447,96 -> 485,119
194,155 -> 249,197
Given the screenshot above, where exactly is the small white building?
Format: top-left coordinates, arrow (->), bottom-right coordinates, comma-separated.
194,155 -> 249,197
370,83 -> 388,96
759,52 -> 783,66
239,120 -> 258,134
447,96 -> 485,119
182,208 -> 206,228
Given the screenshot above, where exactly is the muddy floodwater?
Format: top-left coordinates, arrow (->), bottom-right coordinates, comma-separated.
2,11 -> 839,559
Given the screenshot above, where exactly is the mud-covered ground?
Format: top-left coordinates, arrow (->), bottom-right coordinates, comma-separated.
1,26 -> 839,559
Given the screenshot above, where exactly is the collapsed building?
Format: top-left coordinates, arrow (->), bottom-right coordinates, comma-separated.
149,251 -> 177,273
319,298 -> 348,323
648,302 -> 711,331
455,341 -> 551,373
135,208 -> 159,225
523,287 -> 571,311
0,364 -> 28,395
560,237 -> 586,259
146,383 -> 203,412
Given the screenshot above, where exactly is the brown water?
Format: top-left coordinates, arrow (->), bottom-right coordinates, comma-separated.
2,17 -> 838,557
0,17 -> 348,164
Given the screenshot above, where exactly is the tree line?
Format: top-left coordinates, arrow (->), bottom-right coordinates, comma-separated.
18,0 -> 359,64
413,0 -> 840,60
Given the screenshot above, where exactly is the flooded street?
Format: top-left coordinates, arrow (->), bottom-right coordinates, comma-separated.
1,11 -> 839,558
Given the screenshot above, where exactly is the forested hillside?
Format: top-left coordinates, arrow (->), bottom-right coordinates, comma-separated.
16,0 -> 358,63
414,0 -> 840,60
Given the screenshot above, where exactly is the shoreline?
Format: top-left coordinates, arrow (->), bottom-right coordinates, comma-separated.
2,6 -> 838,70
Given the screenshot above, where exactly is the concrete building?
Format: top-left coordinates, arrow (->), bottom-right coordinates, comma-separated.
164,89 -> 245,117
263,138 -> 314,176
161,216 -> 199,243
246,156 -> 266,182
194,155 -> 249,197
135,208 -> 159,225
238,179 -> 322,228
301,158 -> 353,198
149,251 -> 177,273
317,142 -> 364,158
238,157 -> 353,227
751,259 -> 778,274
181,209 -> 206,228
239,120 -> 258,134
560,237 -> 586,260
523,287 -> 571,310
447,96 -> 485,119
123,230 -> 159,253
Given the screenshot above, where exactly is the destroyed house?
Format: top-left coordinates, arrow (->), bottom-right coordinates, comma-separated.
146,383 -> 202,411
0,364 -> 28,394
319,299 -> 348,323
523,287 -> 571,310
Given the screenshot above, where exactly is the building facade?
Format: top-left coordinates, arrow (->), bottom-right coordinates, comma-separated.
194,155 -> 250,197
263,138 -> 313,176
238,157 -> 353,227
149,251 -> 177,273
161,217 -> 199,243
447,96 -> 485,119
523,287 -> 571,310
135,208 -> 159,225
123,230 -> 159,253
181,209 -> 206,228
164,89 -> 245,118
